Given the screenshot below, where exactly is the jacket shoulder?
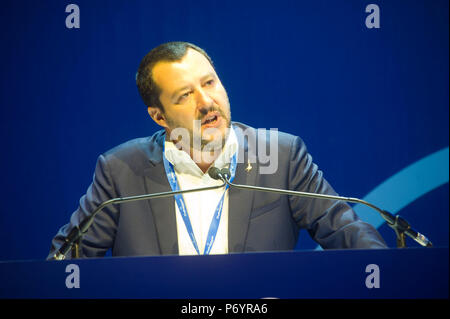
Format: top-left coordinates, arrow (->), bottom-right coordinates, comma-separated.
102,130 -> 165,167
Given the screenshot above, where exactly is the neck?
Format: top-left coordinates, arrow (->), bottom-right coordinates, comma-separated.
165,128 -> 230,174
189,147 -> 220,174
165,139 -> 221,174
197,162 -> 212,174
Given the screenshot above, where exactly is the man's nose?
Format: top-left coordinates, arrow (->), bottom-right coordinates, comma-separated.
195,88 -> 213,110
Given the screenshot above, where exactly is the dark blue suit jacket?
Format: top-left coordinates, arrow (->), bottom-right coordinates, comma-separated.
48,122 -> 386,259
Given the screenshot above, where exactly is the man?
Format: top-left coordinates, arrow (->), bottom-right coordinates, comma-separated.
48,42 -> 386,259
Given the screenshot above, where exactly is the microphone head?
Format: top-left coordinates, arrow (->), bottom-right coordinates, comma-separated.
208,167 -> 222,180
220,168 -> 231,180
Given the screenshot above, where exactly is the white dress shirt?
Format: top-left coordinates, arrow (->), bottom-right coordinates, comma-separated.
164,128 -> 238,255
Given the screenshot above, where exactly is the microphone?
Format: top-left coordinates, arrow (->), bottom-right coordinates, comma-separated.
52,174 -> 227,260
212,168 -> 432,248
207,166 -> 223,180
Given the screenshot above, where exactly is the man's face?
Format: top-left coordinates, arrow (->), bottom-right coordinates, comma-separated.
149,48 -> 231,152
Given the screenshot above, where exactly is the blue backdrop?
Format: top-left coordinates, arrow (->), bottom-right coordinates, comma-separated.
0,0 -> 448,261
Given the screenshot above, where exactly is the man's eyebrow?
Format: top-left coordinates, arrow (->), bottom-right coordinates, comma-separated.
200,72 -> 216,81
171,85 -> 191,100
171,72 -> 216,100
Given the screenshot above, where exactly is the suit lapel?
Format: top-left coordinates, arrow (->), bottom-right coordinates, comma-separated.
143,132 -> 179,255
228,124 -> 257,253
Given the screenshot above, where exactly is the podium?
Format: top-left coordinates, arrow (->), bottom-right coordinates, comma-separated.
0,247 -> 447,299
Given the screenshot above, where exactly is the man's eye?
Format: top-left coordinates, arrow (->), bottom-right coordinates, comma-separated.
204,79 -> 214,86
177,92 -> 191,103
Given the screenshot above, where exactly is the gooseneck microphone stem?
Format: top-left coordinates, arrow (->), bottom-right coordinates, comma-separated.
210,168 -> 432,248
52,181 -> 226,260
225,179 -> 391,217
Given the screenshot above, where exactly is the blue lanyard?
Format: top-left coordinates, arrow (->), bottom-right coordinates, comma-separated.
162,143 -> 237,255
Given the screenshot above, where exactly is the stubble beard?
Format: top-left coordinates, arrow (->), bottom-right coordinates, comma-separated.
166,107 -> 232,163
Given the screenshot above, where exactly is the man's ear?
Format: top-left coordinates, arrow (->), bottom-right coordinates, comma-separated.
147,106 -> 168,128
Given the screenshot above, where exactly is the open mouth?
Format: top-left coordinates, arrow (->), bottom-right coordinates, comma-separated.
201,112 -> 220,126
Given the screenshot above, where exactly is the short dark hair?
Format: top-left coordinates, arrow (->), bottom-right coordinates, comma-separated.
136,41 -> 214,111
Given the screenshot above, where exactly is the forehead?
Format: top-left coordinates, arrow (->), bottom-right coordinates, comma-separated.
152,48 -> 216,93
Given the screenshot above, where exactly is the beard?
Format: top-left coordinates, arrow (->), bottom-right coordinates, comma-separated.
165,105 -> 232,155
